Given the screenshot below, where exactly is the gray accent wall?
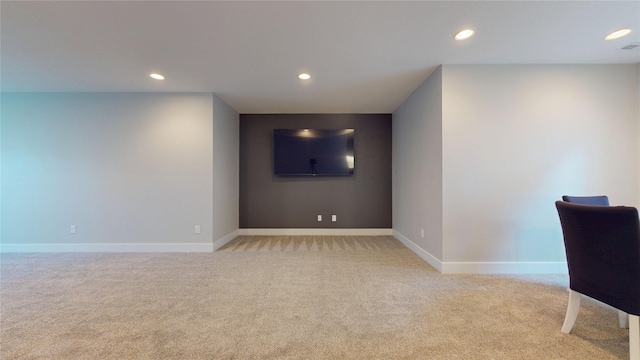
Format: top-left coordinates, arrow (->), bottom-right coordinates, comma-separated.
240,114 -> 391,229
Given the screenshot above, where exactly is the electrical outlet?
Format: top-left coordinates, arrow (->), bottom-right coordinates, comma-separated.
420,228 -> 425,238
70,225 -> 77,234
317,215 -> 322,222
332,215 -> 337,222
195,225 -> 201,234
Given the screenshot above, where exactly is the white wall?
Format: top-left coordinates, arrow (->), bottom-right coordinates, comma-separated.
212,94 -> 239,248
393,64 -> 639,273
0,96 -> 3,245
441,65 -> 639,273
1,93 -> 216,251
392,67 -> 443,269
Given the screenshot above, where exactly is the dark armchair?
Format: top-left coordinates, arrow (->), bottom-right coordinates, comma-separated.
562,195 -> 610,206
555,201 -> 640,359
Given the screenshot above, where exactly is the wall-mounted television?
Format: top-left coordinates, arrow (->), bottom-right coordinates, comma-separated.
273,129 -> 355,176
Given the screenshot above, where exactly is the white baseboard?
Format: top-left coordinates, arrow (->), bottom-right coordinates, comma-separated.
393,230 -> 443,272
238,228 -> 393,236
0,229 -> 569,274
212,229 -> 239,251
0,242 -> 215,253
392,230 -> 567,274
0,230 -> 242,253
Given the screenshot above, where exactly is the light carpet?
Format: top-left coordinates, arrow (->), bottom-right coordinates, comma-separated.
0,236 -> 629,359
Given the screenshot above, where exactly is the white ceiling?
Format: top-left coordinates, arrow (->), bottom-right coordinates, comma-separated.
2,1 -> 639,113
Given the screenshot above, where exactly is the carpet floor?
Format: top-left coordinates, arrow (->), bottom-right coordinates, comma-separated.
0,236 -> 629,359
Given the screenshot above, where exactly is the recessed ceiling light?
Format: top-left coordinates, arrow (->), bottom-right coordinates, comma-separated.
298,73 -> 311,80
150,73 -> 165,80
605,29 -> 632,40
454,29 -> 474,41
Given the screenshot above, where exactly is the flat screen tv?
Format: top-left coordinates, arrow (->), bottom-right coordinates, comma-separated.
273,129 -> 355,176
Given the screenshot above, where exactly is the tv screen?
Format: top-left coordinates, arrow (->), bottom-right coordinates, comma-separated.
273,129 -> 355,176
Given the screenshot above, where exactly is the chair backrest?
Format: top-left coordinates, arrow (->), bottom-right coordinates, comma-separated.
562,195 -> 609,206
555,201 -> 640,315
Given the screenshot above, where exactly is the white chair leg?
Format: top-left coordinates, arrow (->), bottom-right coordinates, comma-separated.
562,289 -> 581,333
630,314 -> 639,360
620,310 -> 629,328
